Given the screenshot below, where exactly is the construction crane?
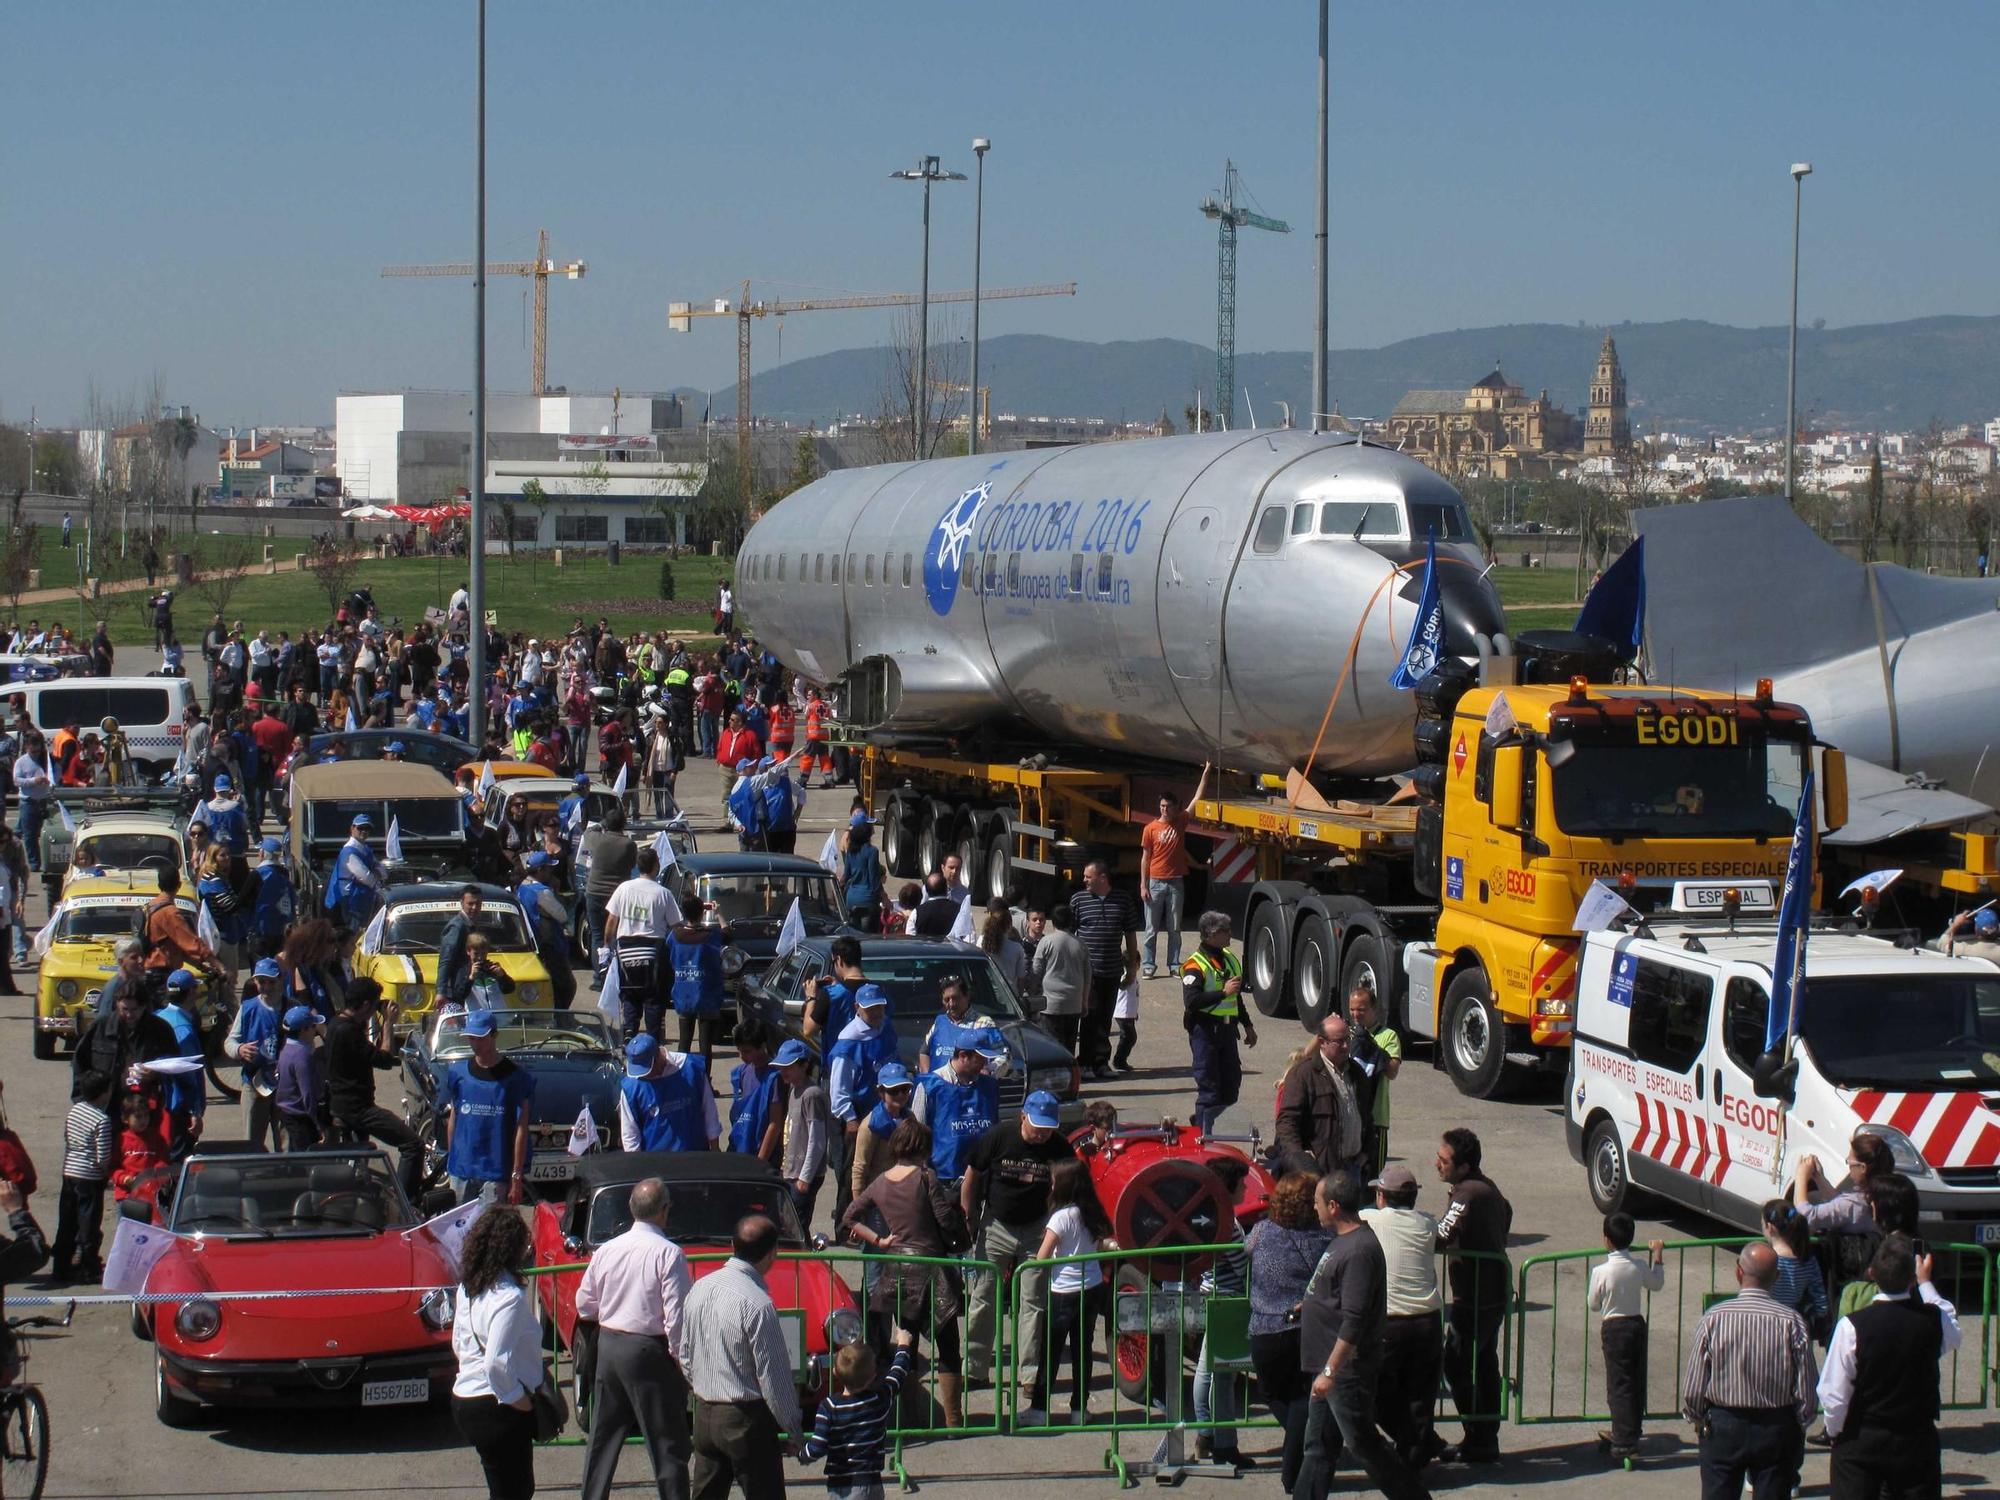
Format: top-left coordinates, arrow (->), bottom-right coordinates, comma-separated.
1199,162 -> 1288,431
382,228 -> 586,395
669,281 -> 1075,512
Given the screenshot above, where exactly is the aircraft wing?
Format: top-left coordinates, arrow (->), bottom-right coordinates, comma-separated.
1825,753 -> 1995,847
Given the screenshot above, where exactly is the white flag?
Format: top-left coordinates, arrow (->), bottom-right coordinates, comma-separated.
385,815 -> 404,863
1572,880 -> 1635,934
597,953 -> 622,1019
948,896 -> 976,942
101,1216 -> 180,1294
818,827 -> 842,876
56,799 -> 76,835
774,897 -> 806,958
651,828 -> 678,871
1483,691 -> 1517,739
344,704 -> 358,733
359,903 -> 387,957
611,761 -> 628,796
197,900 -> 223,955
409,1197 -> 487,1278
29,911 -> 58,960
136,1055 -> 207,1076
1839,868 -> 1903,900
566,1101 -> 597,1158
478,759 -> 497,797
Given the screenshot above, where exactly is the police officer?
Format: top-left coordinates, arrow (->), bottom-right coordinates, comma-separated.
1182,910 -> 1257,1133
911,1028 -> 1006,1183
322,812 -> 385,932
617,1033 -> 720,1152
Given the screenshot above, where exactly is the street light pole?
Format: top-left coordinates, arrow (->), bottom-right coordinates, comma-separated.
1784,161 -> 1812,506
969,138 -> 990,456
1311,0 -> 1329,433
468,0 -> 488,747
891,156 -> 966,462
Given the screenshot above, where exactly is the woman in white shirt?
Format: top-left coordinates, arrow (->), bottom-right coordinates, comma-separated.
451,1208 -> 544,1500
1028,1159 -> 1118,1419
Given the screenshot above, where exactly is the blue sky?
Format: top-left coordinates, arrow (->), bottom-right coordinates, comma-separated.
5,1 -> 1994,426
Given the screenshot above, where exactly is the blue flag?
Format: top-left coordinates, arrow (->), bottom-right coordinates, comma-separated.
1574,534 -> 1646,661
1389,531 -> 1443,690
1764,770 -> 1816,1054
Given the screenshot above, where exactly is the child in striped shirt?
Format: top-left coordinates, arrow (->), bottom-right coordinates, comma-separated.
53,1071 -> 115,1281
801,1328 -> 915,1500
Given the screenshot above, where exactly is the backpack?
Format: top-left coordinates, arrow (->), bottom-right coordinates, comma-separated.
923,1167 -> 972,1256
131,896 -> 171,961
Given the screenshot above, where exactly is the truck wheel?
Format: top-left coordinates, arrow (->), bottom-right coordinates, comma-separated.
1339,934 -> 1387,1016
1245,902 -> 1293,1018
1291,913 -> 1336,1030
1585,1118 -> 1637,1217
954,813 -> 987,904
883,798 -> 921,879
982,813 -> 1015,908
31,1029 -> 55,1062
1442,968 -> 1508,1099
918,801 -> 953,877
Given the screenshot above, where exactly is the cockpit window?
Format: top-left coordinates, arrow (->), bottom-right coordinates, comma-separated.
1318,501 -> 1402,538
1408,501 -> 1471,541
1252,506 -> 1286,554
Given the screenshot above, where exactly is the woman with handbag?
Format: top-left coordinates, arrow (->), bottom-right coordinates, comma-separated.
1244,1172 -> 1334,1492
840,1117 -> 968,1426
451,1207 -> 546,1500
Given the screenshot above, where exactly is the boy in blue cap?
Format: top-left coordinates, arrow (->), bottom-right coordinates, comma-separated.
442,1006 -> 537,1204
274,1004 -> 327,1150
223,958 -> 286,1149
157,970 -> 208,1158
618,1034 -> 720,1153
727,1019 -> 785,1163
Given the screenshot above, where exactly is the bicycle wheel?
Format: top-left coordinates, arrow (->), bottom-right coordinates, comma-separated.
0,1386 -> 50,1500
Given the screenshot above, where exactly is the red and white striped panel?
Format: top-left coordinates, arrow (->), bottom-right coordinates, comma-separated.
1847,1090 -> 2000,1170
1631,1093 -> 1731,1187
1210,837 -> 1259,885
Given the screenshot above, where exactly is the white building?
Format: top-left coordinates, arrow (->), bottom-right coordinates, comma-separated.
486,437 -> 706,548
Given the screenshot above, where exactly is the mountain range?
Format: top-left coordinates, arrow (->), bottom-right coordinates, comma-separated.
706,314 -> 2000,435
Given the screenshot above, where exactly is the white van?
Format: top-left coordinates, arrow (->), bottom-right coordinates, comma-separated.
0,677 -> 199,774
1566,883 -> 2000,1245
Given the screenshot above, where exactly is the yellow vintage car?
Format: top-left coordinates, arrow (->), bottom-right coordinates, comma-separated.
35,872 -> 198,1059
347,881 -> 554,1023
59,810 -> 192,897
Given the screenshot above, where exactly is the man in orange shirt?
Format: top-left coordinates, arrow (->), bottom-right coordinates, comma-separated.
1139,793 -> 1198,978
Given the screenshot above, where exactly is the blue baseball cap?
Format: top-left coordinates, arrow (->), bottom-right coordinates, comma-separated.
252,958 -> 283,980
165,968 -> 199,992
1023,1090 -> 1062,1130
773,1038 -> 814,1068
259,834 -> 283,853
854,983 -> 888,1012
524,850 -> 551,869
876,1061 -> 914,1091
211,774 -> 233,791
283,1004 -> 324,1031
625,1034 -> 659,1077
573,774 -> 590,787
1975,909 -> 1999,935
351,812 -> 373,828
384,740 -> 406,753
734,758 -> 755,772
461,1007 -> 497,1037
960,1026 -> 1008,1063
850,810 -> 872,828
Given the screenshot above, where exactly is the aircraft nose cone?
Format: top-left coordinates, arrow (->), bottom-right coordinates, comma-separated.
1438,561 -> 1509,657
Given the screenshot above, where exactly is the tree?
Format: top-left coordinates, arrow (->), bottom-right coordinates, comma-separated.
687,448 -> 749,553
305,539 -> 364,622
1860,446 -> 1885,564
870,307 -> 968,465
520,477 -> 551,580
494,497 -> 519,558
0,494 -> 39,618
786,434 -> 819,495
188,531 -> 259,623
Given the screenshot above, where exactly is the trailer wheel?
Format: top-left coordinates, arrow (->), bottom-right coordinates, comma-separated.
954,813 -> 987,903
884,797 -> 921,879
918,800 -> 954,877
1291,912 -> 1337,1030
1442,968 -> 1508,1100
982,812 -> 1015,907
1245,902 -> 1294,1018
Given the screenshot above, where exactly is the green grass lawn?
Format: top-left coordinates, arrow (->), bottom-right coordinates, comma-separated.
1490,563 -> 1586,607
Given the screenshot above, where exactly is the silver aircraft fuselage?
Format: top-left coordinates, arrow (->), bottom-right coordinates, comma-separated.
734,430 -> 1507,777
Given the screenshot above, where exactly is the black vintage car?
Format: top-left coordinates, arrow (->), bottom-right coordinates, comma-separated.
398,1007 -> 621,1196
305,727 -> 479,777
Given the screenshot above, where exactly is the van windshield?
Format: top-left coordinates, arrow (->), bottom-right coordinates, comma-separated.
1799,972 -> 2000,1088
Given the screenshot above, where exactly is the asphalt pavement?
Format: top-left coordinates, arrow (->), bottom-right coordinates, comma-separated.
2,740 -> 1993,1497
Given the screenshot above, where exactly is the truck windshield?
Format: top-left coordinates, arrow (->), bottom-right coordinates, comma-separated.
1550,733 -> 1807,840
1800,972 -> 2000,1088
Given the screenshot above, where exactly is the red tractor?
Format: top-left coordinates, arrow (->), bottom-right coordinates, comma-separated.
1077,1118 -> 1274,1402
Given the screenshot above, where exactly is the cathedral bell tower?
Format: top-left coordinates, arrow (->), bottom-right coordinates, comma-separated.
1584,332 -> 1630,457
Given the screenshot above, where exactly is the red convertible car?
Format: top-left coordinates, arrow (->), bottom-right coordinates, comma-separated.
132,1146 -> 458,1425
532,1150 -> 861,1421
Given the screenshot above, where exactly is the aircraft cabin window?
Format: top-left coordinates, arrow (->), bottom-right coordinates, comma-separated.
1291,502 -> 1314,535
1252,506 -> 1286,554
1070,555 -> 1085,592
815,554 -> 824,582
1318,501 -> 1402,538
864,554 -> 875,586
902,553 -> 912,587
797,552 -> 806,579
830,554 -> 841,584
1096,553 -> 1114,593
882,551 -> 893,585
777,555 -> 787,583
1007,553 -> 1021,591
846,552 -> 856,583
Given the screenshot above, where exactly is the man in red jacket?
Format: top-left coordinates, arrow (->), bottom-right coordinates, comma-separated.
714,710 -> 759,770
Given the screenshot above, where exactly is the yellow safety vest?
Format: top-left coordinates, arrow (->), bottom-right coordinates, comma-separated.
1183,946 -> 1242,1020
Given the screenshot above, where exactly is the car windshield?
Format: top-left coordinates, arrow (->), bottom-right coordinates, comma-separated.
73,833 -> 180,871
432,1008 -> 616,1060
696,873 -> 842,926
57,898 -> 187,941
385,902 -> 532,953
306,798 -> 464,845
170,1152 -> 414,1237
1551,730 -> 1807,840
833,952 -> 1024,1024
1798,972 -> 2000,1088
587,1177 -> 804,1247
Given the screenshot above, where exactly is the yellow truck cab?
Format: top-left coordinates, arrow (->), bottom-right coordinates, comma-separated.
36,872 -> 197,1059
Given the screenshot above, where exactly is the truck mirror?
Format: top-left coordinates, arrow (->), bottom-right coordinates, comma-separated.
1820,747 -> 1848,834
1489,744 -> 1525,829
1751,1048 -> 1797,1105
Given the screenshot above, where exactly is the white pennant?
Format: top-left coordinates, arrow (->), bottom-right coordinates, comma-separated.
57,799 -> 76,835
385,816 -> 404,863
611,762 -> 628,796
409,1198 -> 487,1278
101,1216 -> 181,1294
774,896 -> 806,958
359,903 -> 387,957
1483,691 -> 1517,740
478,759 -> 497,796
197,900 -> 223,955
597,953 -> 622,1019
651,828 -> 678,871
1839,868 -> 1903,900
566,1100 -> 597,1158
818,827 -> 842,876
30,911 -> 58,960
344,705 -> 358,733
1572,879 -> 1636,934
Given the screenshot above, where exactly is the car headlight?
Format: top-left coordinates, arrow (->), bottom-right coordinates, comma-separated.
175,1298 -> 222,1342
1029,1065 -> 1076,1100
825,1308 -> 862,1349
1855,1124 -> 1936,1181
56,980 -> 78,1001
516,984 -> 542,1005
402,985 -> 427,1008
419,1287 -> 456,1331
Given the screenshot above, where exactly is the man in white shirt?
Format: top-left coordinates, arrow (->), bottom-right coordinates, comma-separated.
11,735 -> 53,873
575,1176 -> 693,1500
1361,1163 -> 1446,1468
603,848 -> 684,1042
683,1215 -> 802,1499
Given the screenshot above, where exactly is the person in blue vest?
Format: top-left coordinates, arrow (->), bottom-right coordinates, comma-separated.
826,984 -> 899,1219
851,1060 -> 917,1200
802,935 -> 868,1045
441,1006 -> 537,1204
617,1033 -> 719,1152
726,1018 -> 784,1164
515,852 -> 575,1011
158,969 -> 208,1159
222,957 -> 285,1150
322,812 -> 385,931
250,836 -> 294,960
911,1027 -> 1006,1183
197,773 -> 250,855
759,756 -> 804,856
557,773 -> 591,844
667,908 -> 729,1085
915,975 -> 1001,1076
725,757 -> 766,852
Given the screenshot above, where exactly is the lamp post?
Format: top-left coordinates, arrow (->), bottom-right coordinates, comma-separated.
969,137 -> 990,456
890,155 -> 967,461
1311,0 -> 1329,433
467,0 -> 489,746
1784,161 -> 1811,505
